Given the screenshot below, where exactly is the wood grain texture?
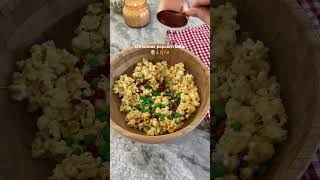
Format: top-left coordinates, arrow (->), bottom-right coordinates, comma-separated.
110,45 -> 210,144
216,0 -> 320,179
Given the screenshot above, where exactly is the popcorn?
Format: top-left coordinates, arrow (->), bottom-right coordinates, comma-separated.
212,3 -> 288,179
50,153 -> 106,180
9,2 -> 109,179
113,59 -> 200,136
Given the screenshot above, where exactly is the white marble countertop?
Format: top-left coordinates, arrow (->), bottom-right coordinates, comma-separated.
110,1 -> 210,179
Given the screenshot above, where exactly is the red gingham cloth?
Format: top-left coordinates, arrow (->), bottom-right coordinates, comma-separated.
167,23 -> 211,125
298,1 -> 320,179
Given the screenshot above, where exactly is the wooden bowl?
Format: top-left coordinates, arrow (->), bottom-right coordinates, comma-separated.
216,0 -> 320,179
110,46 -> 210,144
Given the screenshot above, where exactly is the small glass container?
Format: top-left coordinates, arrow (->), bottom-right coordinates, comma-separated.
123,0 -> 150,28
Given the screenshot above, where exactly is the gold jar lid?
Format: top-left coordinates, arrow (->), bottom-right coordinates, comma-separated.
125,0 -> 146,8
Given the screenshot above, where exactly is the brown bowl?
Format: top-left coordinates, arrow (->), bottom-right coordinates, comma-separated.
110,45 -> 210,144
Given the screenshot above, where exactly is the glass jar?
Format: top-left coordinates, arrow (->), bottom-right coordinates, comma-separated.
123,0 -> 150,28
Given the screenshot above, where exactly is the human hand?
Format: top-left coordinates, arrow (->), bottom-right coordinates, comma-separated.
182,0 -> 210,25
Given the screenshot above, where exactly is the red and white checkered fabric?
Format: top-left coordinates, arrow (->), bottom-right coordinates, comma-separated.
297,1 -> 320,179
167,23 -> 211,124
302,147 -> 320,180
298,0 -> 320,30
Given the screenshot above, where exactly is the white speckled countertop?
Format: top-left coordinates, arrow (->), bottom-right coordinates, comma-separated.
110,1 -> 210,180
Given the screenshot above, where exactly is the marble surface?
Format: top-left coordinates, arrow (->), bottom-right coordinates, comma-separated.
110,1 -> 210,180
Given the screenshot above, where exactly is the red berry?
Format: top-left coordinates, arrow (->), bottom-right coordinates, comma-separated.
215,128 -> 225,139
86,95 -> 96,104
70,99 -> 81,105
95,89 -> 106,99
75,60 -> 85,69
84,69 -> 100,82
87,144 -> 97,157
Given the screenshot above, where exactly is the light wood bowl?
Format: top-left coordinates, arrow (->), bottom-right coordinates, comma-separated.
110,45 -> 210,144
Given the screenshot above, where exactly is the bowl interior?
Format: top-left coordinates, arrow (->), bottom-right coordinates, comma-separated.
216,0 -> 320,179
110,47 -> 210,142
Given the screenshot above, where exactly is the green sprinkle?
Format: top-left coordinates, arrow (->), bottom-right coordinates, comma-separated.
211,116 -> 217,126
155,103 -> 164,108
142,108 -> 149,113
146,97 -> 153,106
230,121 -> 242,131
217,123 -> 224,129
212,100 -> 226,118
152,92 -> 160,97
173,113 -> 183,119
176,122 -> 183,126
103,128 -> 109,142
154,113 -> 162,117
97,144 -> 108,160
96,111 -> 108,122
182,100 -> 186,103
159,116 -> 165,121
71,147 -> 82,156
83,134 -> 97,145
145,81 -> 151,88
87,58 -> 100,69
66,136 -> 75,146
90,78 -> 100,90
256,164 -> 269,176
92,48 -> 103,54
211,163 -> 227,178
168,102 -> 174,107
143,126 -> 151,132
175,93 -> 181,99
140,95 -> 147,101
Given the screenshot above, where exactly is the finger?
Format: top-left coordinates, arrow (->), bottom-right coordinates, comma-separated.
185,7 -> 210,25
191,0 -> 210,8
182,1 -> 189,13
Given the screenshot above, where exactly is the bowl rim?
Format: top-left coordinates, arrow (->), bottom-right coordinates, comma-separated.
110,45 -> 210,144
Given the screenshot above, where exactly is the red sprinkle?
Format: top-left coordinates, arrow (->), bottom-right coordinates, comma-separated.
95,88 -> 106,99
74,60 -> 85,69
135,90 -> 143,94
86,95 -> 96,104
215,128 -> 225,139
105,59 -> 110,72
84,69 -> 101,82
87,144 -> 97,157
98,66 -> 108,76
70,99 -> 81,105
137,80 -> 148,87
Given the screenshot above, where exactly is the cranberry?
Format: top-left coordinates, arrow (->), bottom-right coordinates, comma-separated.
70,99 -> 81,105
84,69 -> 101,82
215,128 -> 225,139
74,60 -> 85,69
87,144 -> 97,157
95,89 -> 106,99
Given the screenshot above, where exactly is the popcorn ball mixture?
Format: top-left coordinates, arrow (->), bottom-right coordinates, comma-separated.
113,59 -> 200,136
9,1 -> 109,179
211,3 -> 288,180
